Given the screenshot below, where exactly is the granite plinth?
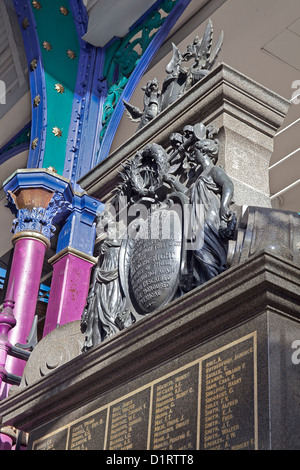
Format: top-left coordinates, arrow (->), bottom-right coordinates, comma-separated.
0,251 -> 299,450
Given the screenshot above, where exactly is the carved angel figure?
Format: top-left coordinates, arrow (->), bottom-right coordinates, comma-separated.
163,124 -> 235,287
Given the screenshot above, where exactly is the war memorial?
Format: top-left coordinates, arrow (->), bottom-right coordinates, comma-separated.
0,10 -> 299,452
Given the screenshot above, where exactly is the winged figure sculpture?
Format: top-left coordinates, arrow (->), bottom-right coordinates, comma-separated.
123,19 -> 223,131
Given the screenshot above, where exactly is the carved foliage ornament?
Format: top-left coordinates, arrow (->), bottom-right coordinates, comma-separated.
8,193 -> 71,240
33,95 -> 41,107
30,59 -> 38,71
31,138 -> 39,150
22,18 -> 29,30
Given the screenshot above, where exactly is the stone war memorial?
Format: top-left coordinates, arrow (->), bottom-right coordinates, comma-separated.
0,18 -> 300,452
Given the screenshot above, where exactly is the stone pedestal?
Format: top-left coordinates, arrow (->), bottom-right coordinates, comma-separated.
42,191 -> 102,336
42,248 -> 97,337
0,251 -> 299,450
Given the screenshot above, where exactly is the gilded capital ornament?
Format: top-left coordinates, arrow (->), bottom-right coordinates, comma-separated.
8,192 -> 71,241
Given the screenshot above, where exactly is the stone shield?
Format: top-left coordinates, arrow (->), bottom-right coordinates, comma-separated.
120,205 -> 182,316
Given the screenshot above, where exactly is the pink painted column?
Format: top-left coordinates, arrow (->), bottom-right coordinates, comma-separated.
0,284 -> 15,389
0,285 -> 16,451
43,248 -> 96,337
1,169 -> 74,396
4,233 -> 49,379
0,235 -> 47,450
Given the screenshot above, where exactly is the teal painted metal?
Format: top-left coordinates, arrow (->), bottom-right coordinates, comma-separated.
30,0 -> 80,175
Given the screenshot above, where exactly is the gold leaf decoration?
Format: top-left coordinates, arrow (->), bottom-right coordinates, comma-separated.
22,18 -> 29,29
43,41 -> 52,51
66,49 -> 76,59
47,166 -> 58,173
32,1 -> 42,9
52,127 -> 62,138
59,6 -> 69,15
31,138 -> 39,150
33,95 -> 41,107
55,83 -> 65,94
30,59 -> 38,71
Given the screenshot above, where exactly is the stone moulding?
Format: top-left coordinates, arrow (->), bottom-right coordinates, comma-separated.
0,250 -> 299,432
48,246 -> 98,266
78,62 -> 290,207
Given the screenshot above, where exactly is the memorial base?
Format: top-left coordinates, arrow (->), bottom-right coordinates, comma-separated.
0,251 -> 299,450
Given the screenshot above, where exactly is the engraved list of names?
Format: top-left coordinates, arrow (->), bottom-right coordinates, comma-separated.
150,364 -> 198,450
30,333 -> 257,450
199,335 -> 257,450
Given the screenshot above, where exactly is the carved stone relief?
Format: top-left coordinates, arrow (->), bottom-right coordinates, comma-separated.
81,122 -> 236,349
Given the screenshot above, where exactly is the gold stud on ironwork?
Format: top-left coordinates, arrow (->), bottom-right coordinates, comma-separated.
33,95 -> 41,107
66,49 -> 76,59
59,6 -> 69,16
31,138 -> 39,150
47,167 -> 58,173
52,127 -> 62,138
43,41 -> 52,51
55,83 -> 65,94
22,18 -> 29,29
32,1 -> 42,9
30,59 -> 38,71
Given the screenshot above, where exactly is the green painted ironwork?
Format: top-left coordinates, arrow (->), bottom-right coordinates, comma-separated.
99,0 -> 179,143
0,125 -> 31,157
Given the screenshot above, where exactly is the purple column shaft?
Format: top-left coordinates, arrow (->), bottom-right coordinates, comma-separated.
43,252 -> 95,337
4,236 -> 48,379
0,434 -> 13,451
